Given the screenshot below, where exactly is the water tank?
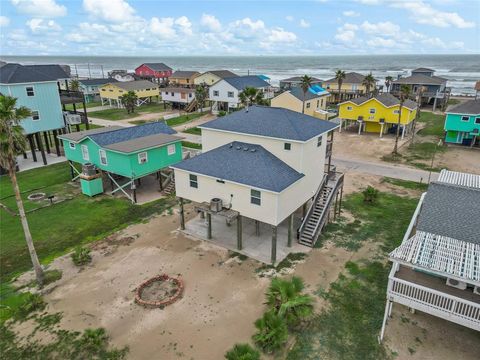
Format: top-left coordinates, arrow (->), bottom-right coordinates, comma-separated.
210,198 -> 223,212
82,163 -> 96,177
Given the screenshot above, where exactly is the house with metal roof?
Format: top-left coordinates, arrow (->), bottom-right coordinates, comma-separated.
338,93 -> 418,137
444,99 -> 480,147
58,122 -> 183,203
380,169 -> 480,341
169,71 -> 200,88
135,63 -> 173,83
193,70 -> 238,87
208,75 -> 273,112
172,105 -> 344,264
78,78 -> 117,103
99,80 -> 160,107
279,76 -> 322,91
271,85 -> 330,119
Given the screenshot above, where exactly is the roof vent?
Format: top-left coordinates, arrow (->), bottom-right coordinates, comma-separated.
236,146 -> 241,150
250,149 -> 256,152
229,143 -> 233,148
243,147 -> 248,151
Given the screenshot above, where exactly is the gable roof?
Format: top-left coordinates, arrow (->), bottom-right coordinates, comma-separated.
207,70 -> 238,78
172,141 -> 304,192
280,76 -> 322,83
392,73 -> 447,85
324,72 -> 367,84
199,105 -> 338,142
412,67 -> 435,73
111,80 -> 158,91
140,63 -> 172,72
446,99 -> 480,115
341,93 -> 418,110
57,126 -> 123,142
288,86 -> 329,101
24,64 -> 70,80
222,75 -> 270,90
171,70 -> 200,79
79,78 -> 118,86
0,63 -> 57,84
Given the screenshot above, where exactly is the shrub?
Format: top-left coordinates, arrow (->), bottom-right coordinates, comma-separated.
362,186 -> 379,204
252,311 -> 288,354
15,293 -> 45,319
218,111 -> 227,117
71,246 -> 92,266
225,343 -> 260,360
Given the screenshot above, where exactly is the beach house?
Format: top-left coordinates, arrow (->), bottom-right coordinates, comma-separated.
171,105 -> 344,264
380,169 -> 480,340
169,71 -> 200,88
338,93 -> 418,137
135,63 -> 173,83
208,75 -> 273,112
78,78 -> 117,103
390,68 -> 449,111
322,72 -> 372,102
271,85 -> 330,119
99,80 -> 160,107
58,122 -> 183,203
279,76 -> 322,91
160,87 -> 196,111
444,100 -> 480,147
193,70 -> 238,86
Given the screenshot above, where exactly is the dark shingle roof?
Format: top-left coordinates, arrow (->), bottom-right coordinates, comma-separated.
347,93 -> 417,109
89,122 -> 176,146
289,86 -> 328,101
208,70 -> 238,78
142,63 -> 172,71
223,75 -> 270,90
113,80 -> 158,91
417,182 -> 480,244
280,76 -> 322,83
79,78 -> 117,86
24,64 -> 70,80
412,67 -> 435,73
0,63 -> 56,84
57,126 -> 123,142
393,73 -> 447,85
447,99 -> 480,115
172,141 -> 304,192
200,105 -> 338,142
324,72 -> 366,84
171,70 -> 200,78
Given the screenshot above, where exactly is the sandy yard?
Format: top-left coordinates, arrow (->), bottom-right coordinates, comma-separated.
12,172 -> 480,360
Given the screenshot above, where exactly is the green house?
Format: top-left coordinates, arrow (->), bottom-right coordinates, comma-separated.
444,100 -> 480,147
58,122 -> 183,201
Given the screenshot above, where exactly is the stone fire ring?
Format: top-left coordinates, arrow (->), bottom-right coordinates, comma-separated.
135,274 -> 184,308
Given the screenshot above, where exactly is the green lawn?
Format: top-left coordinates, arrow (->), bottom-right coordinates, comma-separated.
64,101 -> 102,110
417,111 -> 445,137
88,102 -> 169,120
165,113 -> 204,127
182,141 -> 202,150
183,127 -> 202,135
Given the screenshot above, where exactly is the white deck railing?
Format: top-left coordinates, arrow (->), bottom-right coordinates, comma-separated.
387,276 -> 480,331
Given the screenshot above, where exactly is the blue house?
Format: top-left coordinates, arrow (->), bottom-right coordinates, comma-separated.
444,100 -> 480,147
78,78 -> 117,103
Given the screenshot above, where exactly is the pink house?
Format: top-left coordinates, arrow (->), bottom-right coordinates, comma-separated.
135,63 -> 173,82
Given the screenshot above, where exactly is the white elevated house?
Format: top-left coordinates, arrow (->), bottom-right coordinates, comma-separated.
380,170 -> 480,340
160,87 -> 196,111
208,75 -> 273,112
171,106 -> 343,264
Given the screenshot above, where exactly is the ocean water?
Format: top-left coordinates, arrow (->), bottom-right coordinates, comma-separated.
2,54 -> 479,96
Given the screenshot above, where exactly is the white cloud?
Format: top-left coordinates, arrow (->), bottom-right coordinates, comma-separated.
360,21 -> 400,37
285,15 -> 294,22
231,18 -> 265,39
175,16 -> 192,35
149,17 -> 176,38
299,19 -> 310,28
0,16 -> 10,27
11,0 -> 66,17
268,28 -> 297,43
83,0 -> 136,23
26,18 -> 61,33
366,37 -> 397,48
343,10 -> 359,17
201,14 -> 221,32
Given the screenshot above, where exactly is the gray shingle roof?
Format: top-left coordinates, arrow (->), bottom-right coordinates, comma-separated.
57,126 -> 123,142
324,72 -> 366,84
89,122 -> 176,146
417,182 -> 480,245
208,70 -> 238,78
393,73 -> 447,85
79,78 -> 117,86
142,63 -> 172,71
113,80 -> 158,91
24,64 -> 70,80
412,67 -> 435,73
447,99 -> 480,115
104,133 -> 182,153
199,105 -> 338,142
347,93 -> 417,109
280,76 -> 322,83
0,63 -> 56,84
172,141 -> 304,192
171,70 -> 200,78
223,75 -> 270,90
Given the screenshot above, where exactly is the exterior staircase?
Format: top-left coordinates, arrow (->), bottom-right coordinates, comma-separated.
185,99 -> 197,113
161,177 -> 176,195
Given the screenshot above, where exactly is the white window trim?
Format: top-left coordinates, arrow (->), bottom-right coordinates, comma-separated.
138,152 -> 148,164
189,174 -> 198,188
213,90 -> 219,97
250,189 -> 261,205
461,116 -> 470,122
26,85 -> 35,96
227,91 -> 234,98
475,117 -> 480,124
99,149 -> 108,165
69,142 -> 76,150
167,144 -> 176,155
81,145 -> 89,161
393,109 -> 400,114
346,106 -> 353,111
369,108 -> 376,114
31,110 -> 40,121
317,136 -> 323,147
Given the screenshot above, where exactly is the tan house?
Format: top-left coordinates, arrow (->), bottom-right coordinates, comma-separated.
193,70 -> 238,86
323,72 -> 373,102
169,71 -> 200,87
271,86 -> 330,120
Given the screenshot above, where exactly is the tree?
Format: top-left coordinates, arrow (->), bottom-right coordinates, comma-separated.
225,343 -> 260,360
362,186 -> 379,204
335,70 -> 346,101
239,87 -> 266,107
300,75 -> 313,114
0,95 -> 44,286
411,86 -> 426,145
265,276 -> 314,327
393,84 -> 411,155
69,79 -> 80,92
362,73 -> 376,97
120,91 -> 138,114
385,76 -> 393,93
195,84 -> 208,111
252,311 -> 288,354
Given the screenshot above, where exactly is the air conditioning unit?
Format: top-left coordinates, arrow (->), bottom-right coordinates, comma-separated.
210,198 -> 223,212
65,113 -> 82,125
473,286 -> 480,295
446,278 -> 467,290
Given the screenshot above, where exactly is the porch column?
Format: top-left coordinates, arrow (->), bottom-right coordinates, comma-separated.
43,132 -> 51,154
207,213 -> 212,239
401,125 -> 406,140
34,132 -> 47,165
358,122 -> 362,135
287,214 -> 294,248
237,215 -> 242,250
380,123 -> 384,138
28,135 -> 37,162
339,118 -> 342,133
179,197 -> 185,230
255,220 -> 260,236
68,160 -> 75,179
271,225 -> 277,264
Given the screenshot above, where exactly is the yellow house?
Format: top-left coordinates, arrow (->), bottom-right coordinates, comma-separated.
323,72 -> 373,103
193,70 -> 238,86
169,71 -> 200,87
338,93 -> 418,137
271,86 -> 330,120
99,80 -> 160,107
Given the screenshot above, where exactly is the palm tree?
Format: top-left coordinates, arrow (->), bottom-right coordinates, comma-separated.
0,95 -> 44,286
69,79 -> 80,92
252,311 -> 288,354
225,343 -> 260,360
120,91 -> 138,114
300,75 -> 313,114
335,70 -> 346,101
195,84 -> 208,111
266,276 -> 314,327
362,73 -> 376,97
239,87 -> 265,107
393,84 -> 411,155
385,76 -> 393,93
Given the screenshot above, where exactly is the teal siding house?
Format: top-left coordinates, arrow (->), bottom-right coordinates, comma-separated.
58,122 -> 183,202
444,100 -> 480,147
78,78 -> 117,103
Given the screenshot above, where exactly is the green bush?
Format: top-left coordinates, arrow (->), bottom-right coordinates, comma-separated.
225,343 -> 260,360
71,246 -> 92,266
252,311 -> 288,354
362,186 -> 379,204
218,111 -> 227,117
14,293 -> 45,320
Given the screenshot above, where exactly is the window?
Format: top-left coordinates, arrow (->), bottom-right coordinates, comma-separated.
251,189 -> 261,205
171,92 -> 174,96
26,86 -> 34,96
284,143 -> 291,150
306,103 -> 311,109
109,89 -> 113,92
369,108 -> 376,114
475,117 -> 480,124
69,142 -> 76,150
320,99 -> 324,107
189,174 -> 198,188
101,88 -> 106,92
213,90 -> 219,96
146,88 -> 151,91
81,145 -> 89,161
227,91 -> 234,98
317,100 -> 320,107
347,106 -> 352,111
393,109 -> 400,114
216,179 -> 225,184
317,136 -> 323,147
98,149 -> 107,165
138,152 -> 148,164
186,79 -> 190,83
461,116 -> 470,122
31,111 -> 40,121
167,144 -> 176,155
189,93 -> 192,98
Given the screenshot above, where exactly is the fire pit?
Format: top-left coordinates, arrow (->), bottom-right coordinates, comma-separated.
135,274 -> 183,308
27,192 -> 46,201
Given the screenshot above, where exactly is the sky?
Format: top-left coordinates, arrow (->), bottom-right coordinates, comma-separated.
0,0 -> 479,56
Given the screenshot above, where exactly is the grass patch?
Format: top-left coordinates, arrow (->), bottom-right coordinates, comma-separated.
64,101 -> 102,110
165,113 -> 204,127
416,112 -> 445,137
182,141 -> 202,150
78,123 -> 103,131
447,98 -> 461,106
129,119 -> 149,125
183,127 -> 202,135
88,102 -> 168,120
382,177 -> 428,191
